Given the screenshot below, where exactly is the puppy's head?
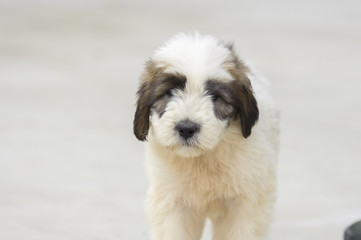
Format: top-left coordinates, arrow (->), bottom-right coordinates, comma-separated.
134,33 -> 258,157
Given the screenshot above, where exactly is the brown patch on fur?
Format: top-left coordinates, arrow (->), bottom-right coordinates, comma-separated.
230,78 -> 259,138
206,77 -> 259,138
151,94 -> 171,117
133,60 -> 186,141
205,80 -> 234,119
227,50 -> 259,138
208,47 -> 259,138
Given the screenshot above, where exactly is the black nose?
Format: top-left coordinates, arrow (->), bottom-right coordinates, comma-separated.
175,120 -> 200,140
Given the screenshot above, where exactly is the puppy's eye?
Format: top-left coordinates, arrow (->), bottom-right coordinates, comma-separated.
209,92 -> 223,102
211,94 -> 219,102
165,89 -> 173,97
210,93 -> 232,106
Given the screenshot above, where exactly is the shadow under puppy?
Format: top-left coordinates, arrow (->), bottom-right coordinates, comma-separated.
134,33 -> 280,240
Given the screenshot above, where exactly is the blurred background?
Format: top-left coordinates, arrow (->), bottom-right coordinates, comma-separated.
0,0 -> 360,239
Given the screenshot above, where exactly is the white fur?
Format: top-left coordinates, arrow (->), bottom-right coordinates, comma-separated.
143,33 -> 280,240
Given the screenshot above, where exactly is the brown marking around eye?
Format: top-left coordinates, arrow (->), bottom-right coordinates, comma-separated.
206,45 -> 259,138
133,60 -> 186,140
205,80 -> 234,120
151,94 -> 171,117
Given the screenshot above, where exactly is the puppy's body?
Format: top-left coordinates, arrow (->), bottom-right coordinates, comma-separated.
134,33 -> 279,240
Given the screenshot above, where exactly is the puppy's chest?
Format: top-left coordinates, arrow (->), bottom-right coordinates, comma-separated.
176,160 -> 243,202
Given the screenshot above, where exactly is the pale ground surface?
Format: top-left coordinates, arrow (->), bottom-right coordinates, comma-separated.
0,0 -> 360,239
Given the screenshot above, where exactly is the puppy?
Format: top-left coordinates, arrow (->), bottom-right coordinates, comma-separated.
133,33 -> 280,240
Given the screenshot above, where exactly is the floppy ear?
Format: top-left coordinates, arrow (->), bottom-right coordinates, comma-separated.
133,78 -> 151,141
133,61 -> 157,141
232,80 -> 259,138
226,51 -> 259,138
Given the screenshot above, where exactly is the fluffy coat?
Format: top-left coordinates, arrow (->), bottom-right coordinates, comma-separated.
134,33 -> 280,240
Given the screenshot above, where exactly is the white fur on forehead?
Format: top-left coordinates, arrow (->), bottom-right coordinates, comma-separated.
153,33 -> 234,84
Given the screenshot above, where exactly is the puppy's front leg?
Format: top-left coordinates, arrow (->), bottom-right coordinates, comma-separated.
147,194 -> 205,240
210,197 -> 274,240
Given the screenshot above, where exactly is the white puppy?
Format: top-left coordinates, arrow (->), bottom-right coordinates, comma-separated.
134,33 -> 280,240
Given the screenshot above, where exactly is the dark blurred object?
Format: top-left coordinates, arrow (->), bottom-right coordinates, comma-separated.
345,220 -> 361,240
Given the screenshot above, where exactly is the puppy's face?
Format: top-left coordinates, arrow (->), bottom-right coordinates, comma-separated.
134,34 -> 258,157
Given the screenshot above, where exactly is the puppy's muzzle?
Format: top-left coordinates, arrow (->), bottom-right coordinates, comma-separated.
175,120 -> 200,140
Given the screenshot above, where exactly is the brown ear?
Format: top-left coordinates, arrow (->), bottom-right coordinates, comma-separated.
227,52 -> 259,138
133,61 -> 157,141
133,78 -> 151,141
231,80 -> 259,138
